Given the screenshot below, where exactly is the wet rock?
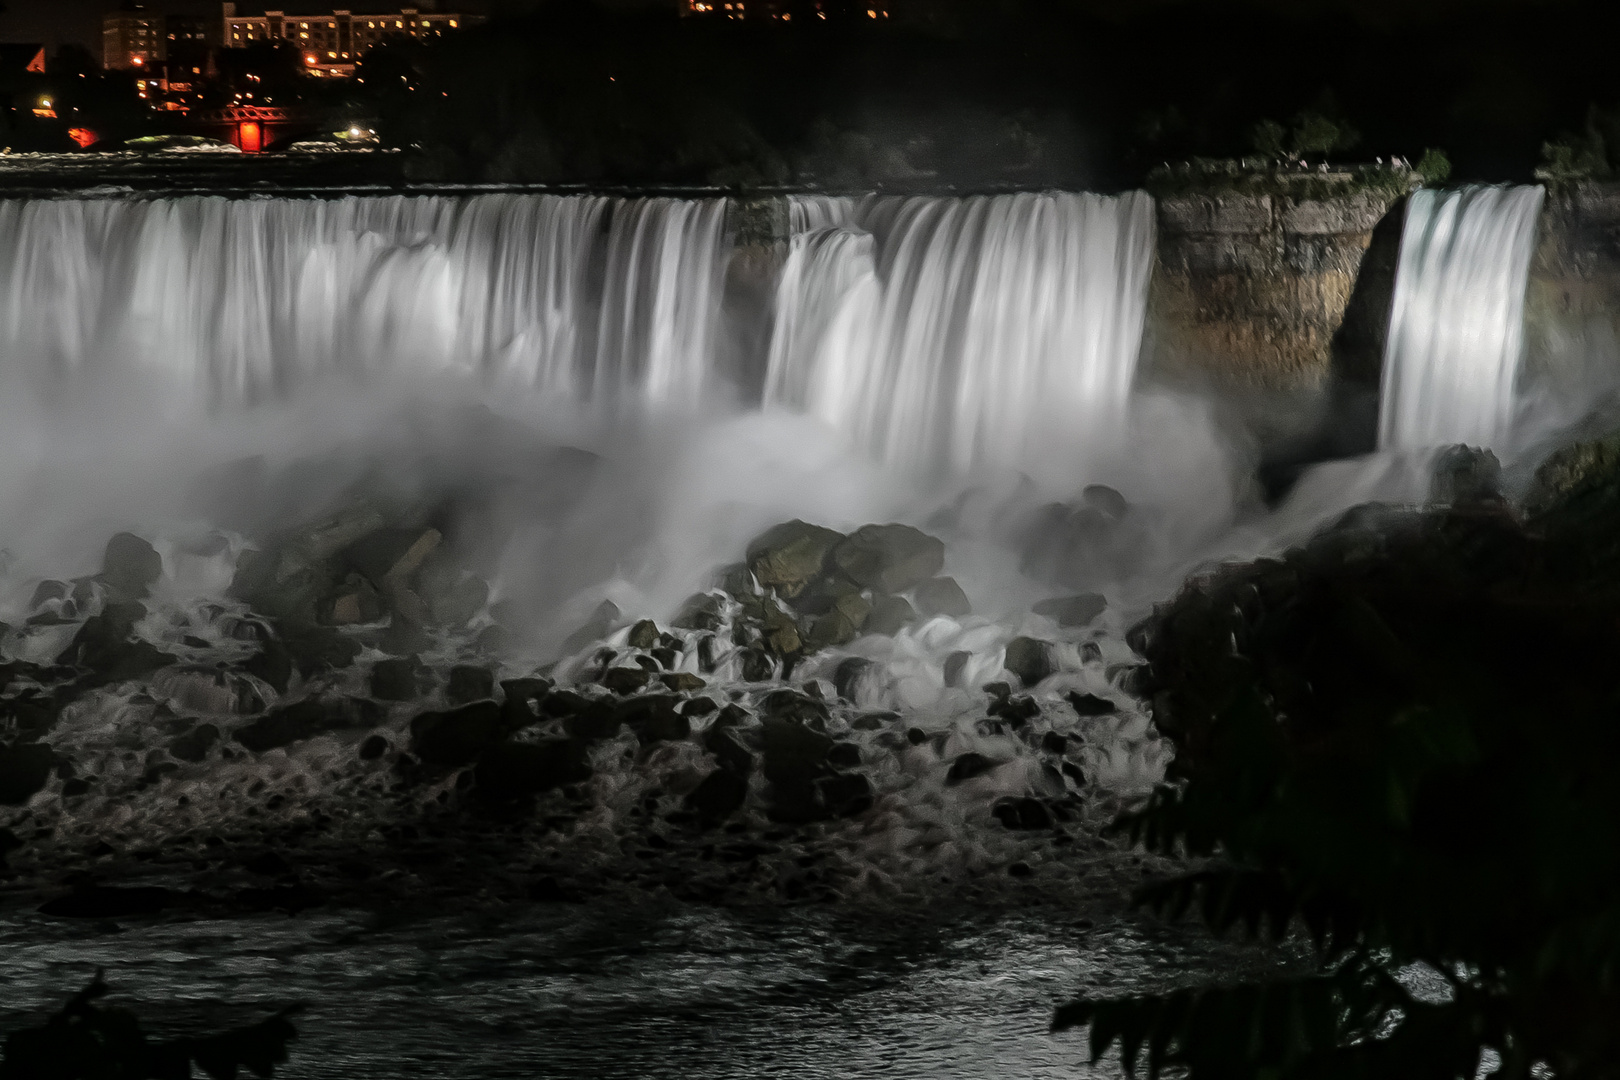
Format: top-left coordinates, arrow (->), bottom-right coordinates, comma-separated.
237,697 -> 385,753
0,693 -> 59,742
278,624 -> 362,678
151,666 -> 265,715
447,664 -> 496,705
602,666 -> 652,696
1083,484 -> 1129,521
1032,593 -> 1108,628
864,594 -> 919,636
815,772 -> 874,817
627,620 -> 661,649
992,796 -> 1053,830
717,562 -> 757,597
29,580 -> 70,611
243,641 -> 294,695
320,574 -> 387,626
673,593 -> 724,632
759,600 -> 803,657
833,657 -> 873,701
659,672 -> 706,693
370,656 -> 429,701
55,603 -> 176,688
1067,691 -> 1118,716
852,711 -> 895,731
1004,637 -> 1057,688
745,520 -> 845,599
1062,761 -> 1087,786
827,742 -> 862,768
704,705 -> 756,774
806,593 -> 872,649
831,524 -> 946,593
906,727 -> 928,745
500,678 -> 552,730
358,734 -> 390,760
419,562 -> 490,629
1042,731 -> 1070,755
0,742 -> 54,805
945,751 -> 996,785
681,697 -> 719,717
1007,861 -> 1034,878
101,532 -> 164,599
761,714 -> 835,821
943,650 -> 972,688
474,739 -> 591,801
759,689 -> 829,726
914,577 -> 971,619
562,699 -> 622,743
615,695 -> 690,744
1431,444 -> 1502,506
989,694 -> 1040,726
739,647 -> 775,682
39,885 -> 172,919
168,723 -> 221,763
244,851 -> 295,877
411,700 -> 506,768
560,599 -> 622,657
687,768 -> 749,821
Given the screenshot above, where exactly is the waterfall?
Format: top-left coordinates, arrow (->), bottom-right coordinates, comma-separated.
1377,184 -> 1545,450
764,192 -> 1157,474
0,194 -> 729,404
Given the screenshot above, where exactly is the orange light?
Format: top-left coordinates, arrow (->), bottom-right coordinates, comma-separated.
132,55 -> 144,65
68,127 -> 99,148
305,54 -> 318,65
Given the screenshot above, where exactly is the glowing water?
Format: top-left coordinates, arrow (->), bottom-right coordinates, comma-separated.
765,192 -> 1156,476
0,194 -> 727,402
1377,184 -> 1545,450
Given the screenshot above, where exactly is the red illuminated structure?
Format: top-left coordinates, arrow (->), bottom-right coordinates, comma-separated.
191,104 -> 310,152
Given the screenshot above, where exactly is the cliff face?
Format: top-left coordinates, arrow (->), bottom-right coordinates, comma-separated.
1141,190 -> 1406,394
1526,184 -> 1620,388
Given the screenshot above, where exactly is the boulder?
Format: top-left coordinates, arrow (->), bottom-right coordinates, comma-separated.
236,697 -> 384,752
992,796 -> 1053,830
806,593 -> 872,649
943,650 -> 972,688
447,664 -> 496,705
914,577 -> 971,619
1082,484 -> 1130,521
673,593 -> 723,632
410,701 -> 505,767
830,524 -> 946,593
602,666 -> 652,695
945,751 -> 996,784
739,647 -> 775,682
1068,691 -> 1118,716
560,599 -> 621,656
243,641 -> 294,695
500,677 -> 551,729
864,595 -> 918,636
761,714 -> 835,819
659,672 -> 706,692
0,742 -> 54,805
833,657 -> 873,701
320,574 -> 386,625
687,768 -> 749,821
745,520 -> 845,598
1004,637 -> 1057,688
151,666 -> 265,715
278,624 -> 361,678
474,739 -> 591,801
168,723 -> 221,763
1431,445 -> 1502,505
815,772 -> 874,817
627,620 -> 661,649
370,656 -> 429,701
55,602 -> 176,687
1032,593 -> 1108,628
614,694 -> 690,743
358,734 -> 390,760
100,533 -> 163,599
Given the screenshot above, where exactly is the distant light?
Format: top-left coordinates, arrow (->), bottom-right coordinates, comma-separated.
131,56 -> 144,65
306,54 -> 317,65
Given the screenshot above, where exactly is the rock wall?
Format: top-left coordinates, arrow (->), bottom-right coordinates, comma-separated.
1526,183 -> 1620,386
1140,190 -> 1407,394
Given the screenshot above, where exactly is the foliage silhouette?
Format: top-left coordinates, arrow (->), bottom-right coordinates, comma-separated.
1056,459 -> 1620,1077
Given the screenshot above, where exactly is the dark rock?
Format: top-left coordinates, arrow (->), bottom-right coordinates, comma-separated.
673,593 -> 724,632
627,620 -> 661,649
864,594 -> 919,636
1431,444 -> 1502,505
1061,761 -> 1086,786
1082,485 -> 1129,521
615,695 -> 690,744
244,851 -> 294,877
650,647 -> 678,669
500,677 -> 551,729
786,574 -> 862,616
815,772 -> 874,817
475,739 -> 591,801
168,724 -> 220,763
739,647 -> 775,682
447,664 -> 496,705
528,876 -> 583,903
0,742 -> 54,804
602,666 -> 651,695
681,696 -> 719,717
562,700 -> 622,743
279,624 -> 362,678
358,734 -> 389,760
237,697 -> 384,752
411,701 -> 505,767
906,727 -> 928,745
1081,641 -> 1103,663
831,523 -> 946,593
633,654 -> 661,674
943,650 -> 972,688
560,599 -> 621,656
946,752 -> 996,784
101,532 -> 164,599
370,656 -> 428,701
827,742 -> 862,768
419,565 -> 489,628
745,520 -> 845,598
992,796 -> 1053,830
659,672 -> 706,692
687,768 -> 749,820
1042,731 -> 1070,755
1004,637 -> 1057,688
243,641 -> 294,695
914,577 -> 971,619
990,694 -> 1040,726
39,885 -> 172,919
1007,861 -> 1034,878
983,681 -> 1012,702
759,689 -> 829,726
55,602 -> 176,686
852,711 -> 895,731
0,694 -> 59,741
379,616 -> 431,657
833,657 -> 873,701
61,778 -> 91,797
1032,593 -> 1108,628
319,573 -> 386,626
761,714 -> 835,821
152,666 -> 265,715
28,579 -> 70,611
1067,691 -> 1118,716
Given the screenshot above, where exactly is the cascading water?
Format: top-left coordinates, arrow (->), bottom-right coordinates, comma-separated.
0,194 -> 728,403
1377,184 -> 1545,450
764,192 -> 1157,476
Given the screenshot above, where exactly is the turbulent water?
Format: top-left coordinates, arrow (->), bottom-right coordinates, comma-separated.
1377,184 -> 1546,450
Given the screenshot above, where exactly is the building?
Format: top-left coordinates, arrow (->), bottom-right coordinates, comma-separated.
104,4 -> 166,71
679,0 -> 890,19
221,4 -> 484,79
